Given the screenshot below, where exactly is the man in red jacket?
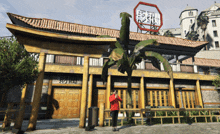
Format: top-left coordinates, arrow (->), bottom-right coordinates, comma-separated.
109,89 -> 122,131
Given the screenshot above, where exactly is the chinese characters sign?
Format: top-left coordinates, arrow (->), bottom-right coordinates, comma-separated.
59,76 -> 78,84
134,2 -> 163,32
136,10 -> 160,25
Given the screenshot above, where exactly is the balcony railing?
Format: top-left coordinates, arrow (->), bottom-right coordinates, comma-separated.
40,54 -> 220,75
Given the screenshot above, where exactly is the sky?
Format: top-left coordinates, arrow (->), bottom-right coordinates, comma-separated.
0,0 -> 219,37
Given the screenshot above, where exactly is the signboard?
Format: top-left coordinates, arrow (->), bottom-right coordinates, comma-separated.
134,2 -> 163,32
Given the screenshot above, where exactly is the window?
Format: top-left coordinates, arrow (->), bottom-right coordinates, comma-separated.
188,11 -> 193,16
184,30 -> 186,35
190,19 -> 192,24
215,41 -> 219,48
213,31 -> 218,37
212,20 -> 217,27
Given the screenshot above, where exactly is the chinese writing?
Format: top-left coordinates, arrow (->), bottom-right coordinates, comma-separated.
59,76 -> 78,84
136,10 -> 160,25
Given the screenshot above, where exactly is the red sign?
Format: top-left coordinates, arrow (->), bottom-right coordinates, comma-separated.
134,2 -> 163,32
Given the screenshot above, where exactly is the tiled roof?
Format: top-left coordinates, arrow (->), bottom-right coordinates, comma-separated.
204,3 -> 220,11
184,6 -> 197,11
182,57 -> 220,67
7,12 -> 208,48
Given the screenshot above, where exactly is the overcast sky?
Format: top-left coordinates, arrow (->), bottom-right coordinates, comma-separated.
0,0 -> 219,36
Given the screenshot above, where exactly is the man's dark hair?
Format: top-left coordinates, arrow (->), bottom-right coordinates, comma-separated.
112,89 -> 117,93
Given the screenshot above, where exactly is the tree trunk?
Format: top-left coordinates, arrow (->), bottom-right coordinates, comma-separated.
126,71 -> 134,124
0,86 -> 10,108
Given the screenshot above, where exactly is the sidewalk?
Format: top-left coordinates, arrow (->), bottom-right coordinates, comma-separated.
1,118 -> 220,134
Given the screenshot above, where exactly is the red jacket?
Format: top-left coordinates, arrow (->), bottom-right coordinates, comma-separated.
109,94 -> 122,111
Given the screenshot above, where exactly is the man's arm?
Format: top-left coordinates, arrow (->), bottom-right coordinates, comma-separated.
109,95 -> 116,102
116,96 -> 122,102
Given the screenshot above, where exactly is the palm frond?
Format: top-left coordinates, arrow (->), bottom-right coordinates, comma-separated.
119,12 -> 132,47
109,47 -> 124,61
133,39 -> 159,54
145,51 -> 173,79
101,57 -> 116,82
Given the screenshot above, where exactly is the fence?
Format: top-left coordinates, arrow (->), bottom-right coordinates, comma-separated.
100,107 -> 220,126
0,103 -> 18,131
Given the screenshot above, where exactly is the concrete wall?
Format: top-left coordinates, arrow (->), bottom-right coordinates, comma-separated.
200,81 -> 220,108
180,9 -> 198,39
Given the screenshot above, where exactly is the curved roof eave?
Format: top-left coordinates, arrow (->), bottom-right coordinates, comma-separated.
6,12 -> 208,48
6,23 -> 117,43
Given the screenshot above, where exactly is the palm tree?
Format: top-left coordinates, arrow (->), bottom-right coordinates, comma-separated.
163,30 -> 174,37
101,12 -> 173,124
197,14 -> 209,49
187,31 -> 199,41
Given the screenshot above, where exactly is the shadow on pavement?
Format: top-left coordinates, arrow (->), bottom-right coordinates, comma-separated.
18,119 -> 86,131
118,124 -> 137,130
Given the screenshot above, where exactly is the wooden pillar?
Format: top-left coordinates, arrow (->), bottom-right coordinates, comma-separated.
99,103 -> 105,127
138,90 -> 141,108
27,52 -> 46,131
106,75 -> 111,110
45,78 -> 53,119
2,103 -> 14,128
87,74 -> 93,117
176,55 -> 180,72
123,90 -> 126,115
133,90 -> 136,109
79,56 -> 89,128
118,90 -> 121,113
196,80 -> 203,108
164,91 -> 167,106
169,79 -> 176,108
105,75 -> 111,117
14,84 -> 28,130
155,91 -> 158,107
150,91 -> 153,106
140,77 -> 145,110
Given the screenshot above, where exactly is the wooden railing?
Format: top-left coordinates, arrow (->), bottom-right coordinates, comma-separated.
0,103 -> 18,130
100,107 -> 220,126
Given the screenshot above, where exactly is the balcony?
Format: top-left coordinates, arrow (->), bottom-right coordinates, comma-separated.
42,54 -> 220,76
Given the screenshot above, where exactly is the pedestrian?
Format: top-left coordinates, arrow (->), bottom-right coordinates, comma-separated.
109,89 -> 122,131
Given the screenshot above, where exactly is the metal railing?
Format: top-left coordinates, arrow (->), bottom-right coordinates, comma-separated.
102,108 -> 220,126
42,54 -> 220,76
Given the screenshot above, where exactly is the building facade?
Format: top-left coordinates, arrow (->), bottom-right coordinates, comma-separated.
159,2 -> 220,60
1,12 -> 220,123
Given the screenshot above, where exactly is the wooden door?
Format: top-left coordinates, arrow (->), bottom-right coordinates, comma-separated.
52,87 -> 81,119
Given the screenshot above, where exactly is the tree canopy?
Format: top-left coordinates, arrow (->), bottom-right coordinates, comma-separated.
163,30 -> 174,37
213,75 -> 220,88
197,14 -> 209,30
187,31 -> 199,41
0,37 -> 39,91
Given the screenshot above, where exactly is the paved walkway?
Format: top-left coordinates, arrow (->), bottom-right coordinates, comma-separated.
1,118 -> 220,134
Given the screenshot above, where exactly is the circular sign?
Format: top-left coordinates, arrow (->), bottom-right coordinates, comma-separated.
134,2 -> 163,33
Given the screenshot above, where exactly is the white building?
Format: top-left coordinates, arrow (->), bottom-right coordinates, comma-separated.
159,2 -> 220,59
